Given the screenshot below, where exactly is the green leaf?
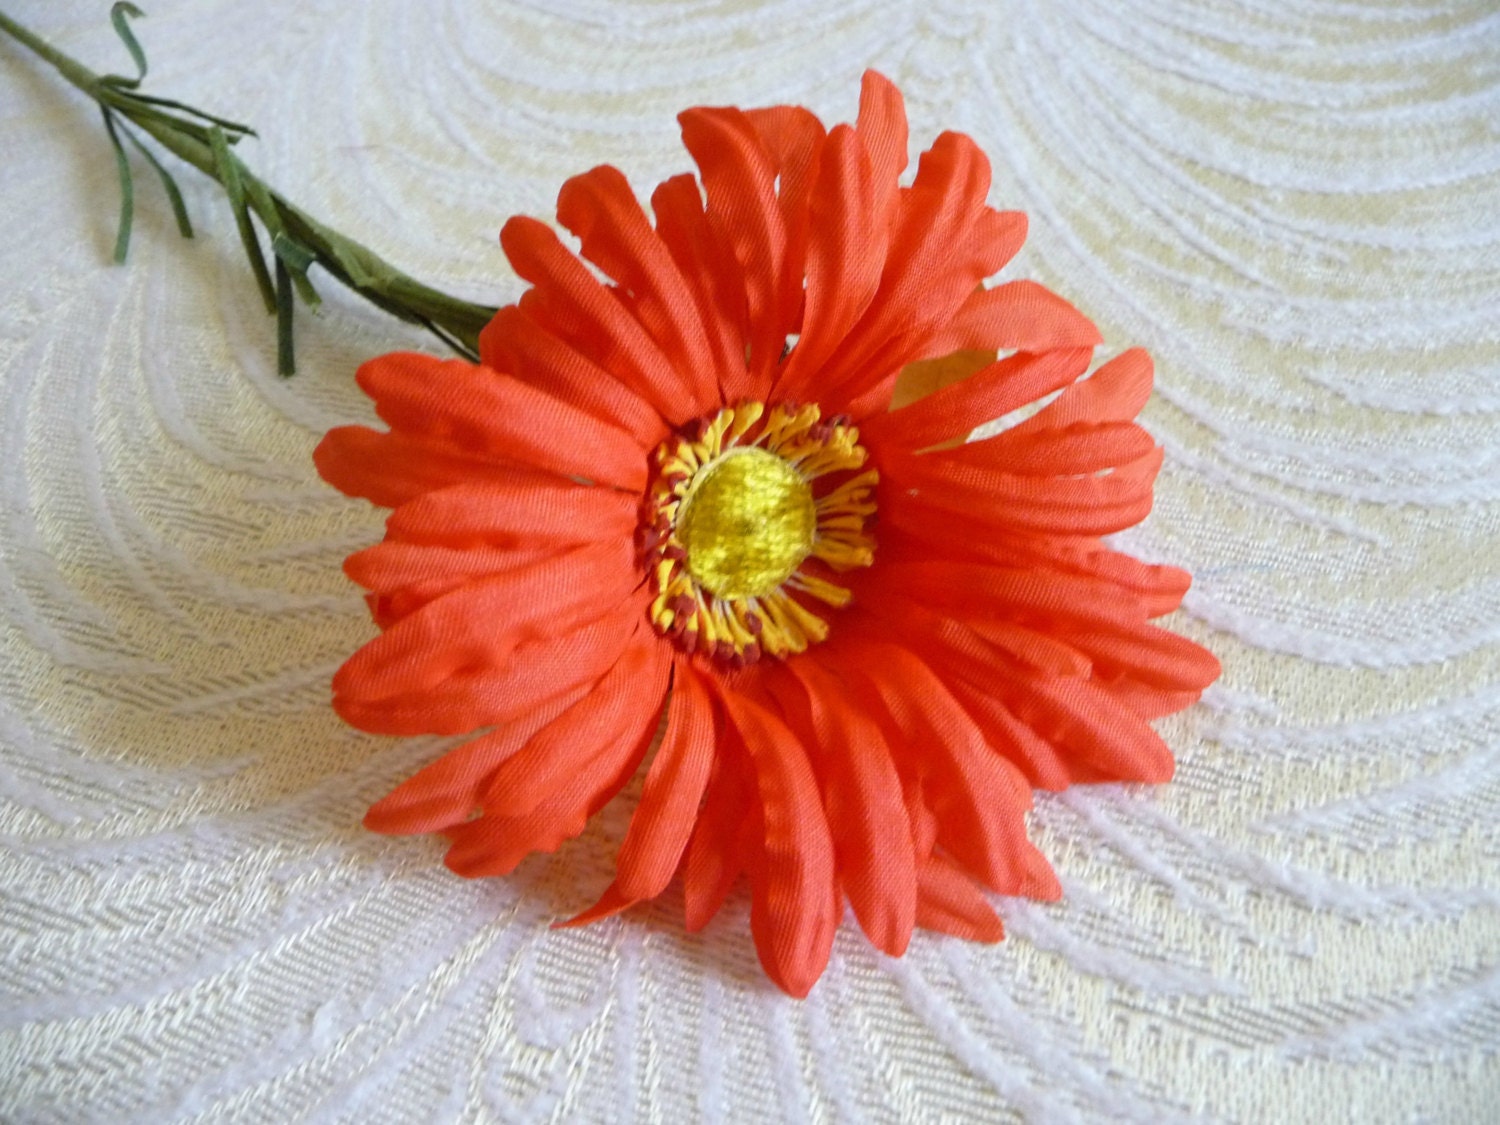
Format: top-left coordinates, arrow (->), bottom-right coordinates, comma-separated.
102,3 -> 147,90
119,121 -> 192,238
270,231 -> 316,274
120,92 -> 256,137
209,126 -> 276,314
271,232 -> 321,309
100,107 -> 134,263
274,255 -> 296,376
240,175 -> 321,309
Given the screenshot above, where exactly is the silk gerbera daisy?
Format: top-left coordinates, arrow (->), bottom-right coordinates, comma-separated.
314,71 -> 1220,997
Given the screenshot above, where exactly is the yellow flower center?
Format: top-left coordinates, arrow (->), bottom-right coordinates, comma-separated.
644,402 -> 878,665
676,448 -> 816,600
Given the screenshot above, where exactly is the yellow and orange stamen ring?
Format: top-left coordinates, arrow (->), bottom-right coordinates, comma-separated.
644,402 -> 878,665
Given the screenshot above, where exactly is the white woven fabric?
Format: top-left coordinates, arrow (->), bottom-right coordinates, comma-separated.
2,2 -> 1497,1121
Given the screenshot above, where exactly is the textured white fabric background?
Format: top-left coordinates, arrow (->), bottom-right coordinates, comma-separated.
2,1 -> 1498,1122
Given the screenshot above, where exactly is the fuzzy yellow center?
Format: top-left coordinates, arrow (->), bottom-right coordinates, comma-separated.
644,401 -> 878,665
677,449 -> 816,599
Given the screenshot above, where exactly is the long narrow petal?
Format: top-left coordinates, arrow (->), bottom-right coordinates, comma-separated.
384,476 -> 638,549
566,663 -> 720,925
314,426 -> 517,509
1001,673 -> 1176,785
855,69 -> 908,222
613,664 -> 718,900
556,165 -> 718,413
819,133 -> 1026,404
501,216 -> 693,426
874,523 -> 1194,619
920,280 -> 1102,357
883,446 -> 1164,537
332,538 -> 638,706
957,422 -> 1159,478
363,684 -> 590,835
852,638 -> 1058,890
862,347 -> 1093,449
716,684 -> 839,998
744,104 -> 825,339
678,107 -> 787,388
776,124 -> 884,400
353,351 -> 649,491
479,637 -> 671,817
342,540 -> 545,623
682,736 -> 757,932
1054,621 -> 1222,694
442,653 -> 664,879
915,857 -> 1004,943
1009,347 -> 1155,435
333,593 -> 643,736
651,173 -> 749,400
478,305 -> 667,446
905,614 -> 1176,788
782,657 -> 916,956
866,559 -> 1158,631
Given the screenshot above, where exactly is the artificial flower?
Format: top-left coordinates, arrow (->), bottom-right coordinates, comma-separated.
314,71 -> 1220,997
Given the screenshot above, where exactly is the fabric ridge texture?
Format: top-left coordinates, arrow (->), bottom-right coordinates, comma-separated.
0,2 -> 1496,1122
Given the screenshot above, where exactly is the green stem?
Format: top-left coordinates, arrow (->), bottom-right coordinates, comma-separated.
0,8 -> 497,364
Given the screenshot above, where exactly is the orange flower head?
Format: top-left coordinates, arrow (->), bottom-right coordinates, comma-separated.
315,71 -> 1221,998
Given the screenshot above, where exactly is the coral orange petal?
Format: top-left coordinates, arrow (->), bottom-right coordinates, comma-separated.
861,347 -> 1094,448
442,667 -> 662,880
342,541 -> 547,619
915,856 -> 1006,943
333,596 -> 644,737
1055,621 -> 1224,694
611,664 -> 718,903
332,539 -> 639,704
556,165 -> 719,414
557,881 -> 636,928
478,305 -> 667,446
880,527 -> 1195,619
441,803 -> 573,878
868,561 -> 1156,632
894,600 -> 1035,677
364,686 -> 590,835
500,216 -> 693,428
681,736 -> 756,934
559,662 -> 722,928
313,426 -> 519,509
716,685 -> 839,998
884,446 -> 1163,538
1011,347 -> 1156,434
827,134 -> 1025,404
960,422 -> 1159,478
384,476 -> 638,549
854,69 -> 909,221
939,676 -> 1079,792
776,125 -> 884,398
922,279 -> 1103,357
782,658 -> 916,957
852,639 -> 1055,890
678,106 -> 788,386
1001,674 -> 1177,785
355,351 -> 650,491
742,104 -> 825,335
650,173 -> 750,399
478,639 -> 671,818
